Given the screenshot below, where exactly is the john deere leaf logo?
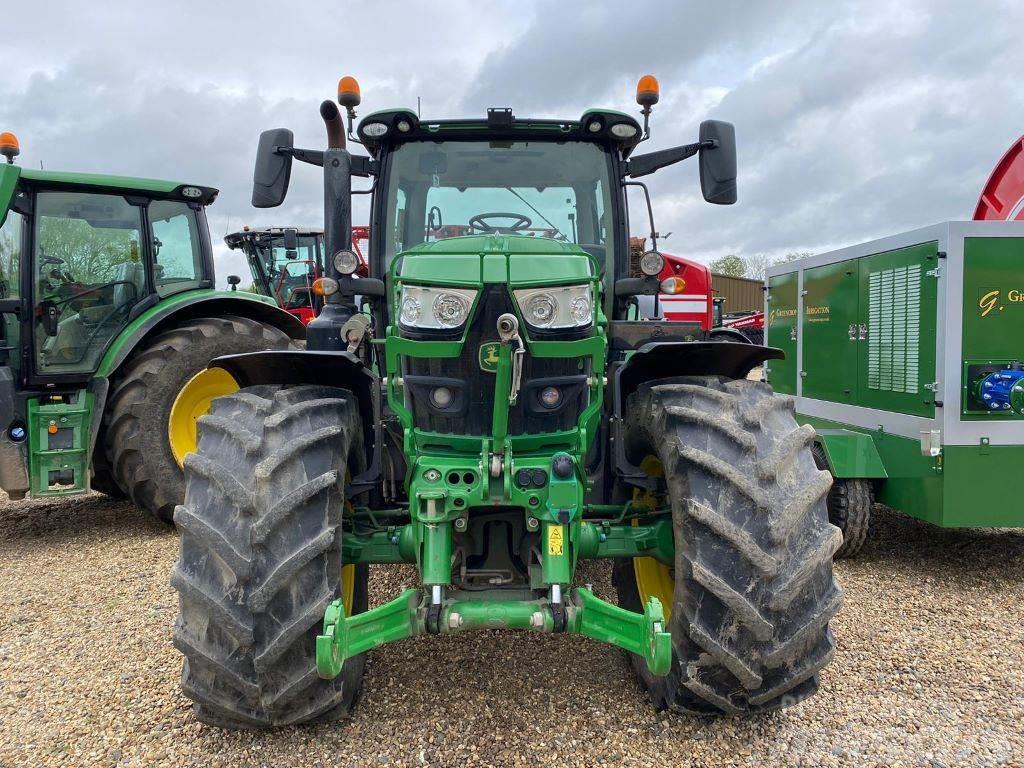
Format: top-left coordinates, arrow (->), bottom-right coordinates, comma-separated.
979,289 -> 1002,317
478,342 -> 500,373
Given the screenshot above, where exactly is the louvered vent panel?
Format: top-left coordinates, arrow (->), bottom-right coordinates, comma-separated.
868,264 -> 921,394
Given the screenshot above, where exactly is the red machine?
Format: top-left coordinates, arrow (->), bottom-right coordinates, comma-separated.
226,226 -> 370,326
654,252 -> 714,328
974,136 -> 1024,220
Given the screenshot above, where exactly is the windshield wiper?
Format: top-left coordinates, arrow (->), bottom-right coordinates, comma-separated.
504,187 -> 569,241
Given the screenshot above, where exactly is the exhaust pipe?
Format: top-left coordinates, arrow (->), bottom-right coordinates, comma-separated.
320,100 -> 346,150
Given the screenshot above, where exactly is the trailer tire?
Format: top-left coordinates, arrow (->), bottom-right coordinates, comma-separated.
105,316 -> 292,523
613,376 -> 843,714
171,385 -> 369,729
812,444 -> 873,559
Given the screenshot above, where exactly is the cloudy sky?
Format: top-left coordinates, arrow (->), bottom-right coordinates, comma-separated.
3,0 -> 1022,284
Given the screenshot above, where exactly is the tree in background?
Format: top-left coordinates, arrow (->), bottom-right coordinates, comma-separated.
711,251 -> 813,279
709,254 -> 746,277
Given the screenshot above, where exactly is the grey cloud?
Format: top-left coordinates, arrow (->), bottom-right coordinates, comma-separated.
2,0 -> 1022,280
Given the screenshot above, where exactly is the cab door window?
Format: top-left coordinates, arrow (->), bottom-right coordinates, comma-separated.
0,210 -> 22,300
150,200 -> 203,297
33,191 -> 146,375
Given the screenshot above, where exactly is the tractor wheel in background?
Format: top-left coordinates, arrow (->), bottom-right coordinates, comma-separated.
812,444 -> 874,559
171,385 -> 368,728
741,327 -> 764,345
612,376 -> 843,714
708,330 -> 749,344
105,316 -> 292,523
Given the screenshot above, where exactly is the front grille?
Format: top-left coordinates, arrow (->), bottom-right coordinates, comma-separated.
402,286 -> 586,436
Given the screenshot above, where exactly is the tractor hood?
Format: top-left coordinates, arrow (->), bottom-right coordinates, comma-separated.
396,234 -> 594,287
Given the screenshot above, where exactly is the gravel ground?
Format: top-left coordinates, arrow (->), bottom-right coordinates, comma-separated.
1,493 -> 1022,768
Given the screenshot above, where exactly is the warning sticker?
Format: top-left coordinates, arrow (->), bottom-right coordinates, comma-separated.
547,525 -> 564,556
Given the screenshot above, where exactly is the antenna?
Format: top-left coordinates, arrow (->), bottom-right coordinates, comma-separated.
417,96 -> 421,118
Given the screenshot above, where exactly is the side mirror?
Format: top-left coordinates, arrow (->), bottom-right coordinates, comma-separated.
252,128 -> 294,208
227,275 -> 241,292
282,227 -> 298,259
698,120 -> 737,205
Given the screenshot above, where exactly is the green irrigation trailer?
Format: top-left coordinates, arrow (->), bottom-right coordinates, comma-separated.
765,221 -> 1024,556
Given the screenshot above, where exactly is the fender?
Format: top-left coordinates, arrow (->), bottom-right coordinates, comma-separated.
84,291 -> 307,465
95,290 -> 305,379
609,341 -> 783,490
613,341 -> 782,417
209,349 -> 381,495
815,429 -> 887,479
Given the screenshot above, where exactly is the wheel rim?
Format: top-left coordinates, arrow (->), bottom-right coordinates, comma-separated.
340,565 -> 356,618
632,455 -> 674,620
168,367 -> 240,468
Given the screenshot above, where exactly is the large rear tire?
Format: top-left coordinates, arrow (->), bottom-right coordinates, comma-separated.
613,376 -> 843,714
171,385 -> 368,729
105,316 -> 292,523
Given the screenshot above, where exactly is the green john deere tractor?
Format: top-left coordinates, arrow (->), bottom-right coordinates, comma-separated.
169,75 -> 843,727
0,133 -> 304,521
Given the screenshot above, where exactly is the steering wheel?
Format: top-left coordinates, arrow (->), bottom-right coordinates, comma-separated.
468,212 -> 533,234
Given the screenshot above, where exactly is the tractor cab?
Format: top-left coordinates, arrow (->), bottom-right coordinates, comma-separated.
1,163 -> 218,381
225,225 -> 369,324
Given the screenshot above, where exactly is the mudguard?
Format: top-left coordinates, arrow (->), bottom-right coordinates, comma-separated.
613,340 -> 783,417
209,350 -> 381,494
815,429 -> 887,479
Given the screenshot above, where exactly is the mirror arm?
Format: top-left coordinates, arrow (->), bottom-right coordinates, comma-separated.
626,139 -> 714,179
279,147 -> 325,167
350,155 -> 376,178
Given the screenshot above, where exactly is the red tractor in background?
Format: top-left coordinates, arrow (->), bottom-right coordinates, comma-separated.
629,237 -> 758,342
225,225 -> 369,325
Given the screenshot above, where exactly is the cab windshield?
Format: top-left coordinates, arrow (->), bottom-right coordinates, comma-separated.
246,233 -> 321,305
383,140 -> 615,271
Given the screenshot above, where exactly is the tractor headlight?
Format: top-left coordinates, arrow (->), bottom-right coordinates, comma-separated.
513,285 -> 593,330
333,249 -> 360,275
398,285 -> 477,330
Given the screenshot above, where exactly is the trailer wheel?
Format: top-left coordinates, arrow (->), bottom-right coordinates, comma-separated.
612,376 -> 843,714
812,444 -> 874,559
171,385 -> 368,729
105,316 -> 291,523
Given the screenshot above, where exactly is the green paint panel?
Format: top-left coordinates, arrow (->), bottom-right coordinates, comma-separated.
961,237 -> 1024,420
961,237 -> 1024,359
942,445 -> 1024,526
856,243 -> 938,417
815,429 -> 887,478
397,234 -> 592,287
765,271 -> 798,394
802,261 -> 859,404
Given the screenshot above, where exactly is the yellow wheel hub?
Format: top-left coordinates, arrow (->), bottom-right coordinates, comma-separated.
168,367 -> 239,468
340,564 -> 356,618
633,455 -> 674,620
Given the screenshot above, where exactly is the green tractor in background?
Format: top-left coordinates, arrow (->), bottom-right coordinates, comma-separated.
169,76 -> 842,728
0,131 -> 304,522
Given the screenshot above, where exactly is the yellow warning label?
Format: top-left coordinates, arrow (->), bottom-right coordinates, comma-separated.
547,525 -> 564,556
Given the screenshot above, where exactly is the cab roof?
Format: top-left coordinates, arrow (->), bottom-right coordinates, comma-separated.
16,167 -> 218,205
356,108 -> 643,158
224,227 -> 324,249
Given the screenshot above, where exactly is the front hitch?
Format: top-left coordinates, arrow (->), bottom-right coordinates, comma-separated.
316,585 -> 673,679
